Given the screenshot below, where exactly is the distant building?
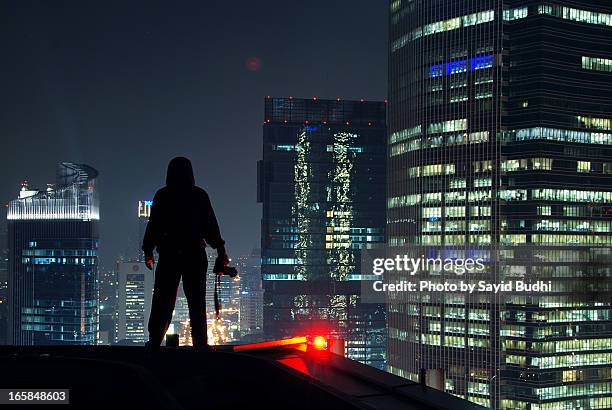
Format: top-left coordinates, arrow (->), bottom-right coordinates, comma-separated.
237,249 -> 264,341
135,200 -> 152,262
115,261 -> 153,344
7,163 -> 99,345
0,248 -> 7,345
98,269 -> 117,344
0,226 -> 7,345
259,97 -> 387,369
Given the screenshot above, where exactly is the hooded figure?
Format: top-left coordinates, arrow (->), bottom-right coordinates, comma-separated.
143,156 -> 228,350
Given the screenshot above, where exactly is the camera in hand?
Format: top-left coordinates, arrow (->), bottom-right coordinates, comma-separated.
213,257 -> 238,278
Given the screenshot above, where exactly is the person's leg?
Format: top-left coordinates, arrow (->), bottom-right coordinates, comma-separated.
182,252 -> 208,349
147,256 -> 181,347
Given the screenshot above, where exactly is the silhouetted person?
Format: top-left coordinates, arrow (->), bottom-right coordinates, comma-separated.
142,156 -> 228,351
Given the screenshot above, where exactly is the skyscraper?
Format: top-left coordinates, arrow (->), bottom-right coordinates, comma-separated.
259,97 -> 388,369
135,200 -> 152,262
98,268 -> 118,344
388,1 -> 611,408
7,163 -> 100,345
115,261 -> 153,344
238,249 -> 264,341
0,228 -> 8,345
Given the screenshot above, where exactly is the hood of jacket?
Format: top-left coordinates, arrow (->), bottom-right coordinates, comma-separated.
166,156 -> 195,188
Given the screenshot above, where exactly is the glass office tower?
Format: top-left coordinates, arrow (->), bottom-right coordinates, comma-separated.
259,97 -> 388,369
7,163 -> 100,345
115,261 -> 153,344
237,249 -> 264,341
388,1 -> 612,409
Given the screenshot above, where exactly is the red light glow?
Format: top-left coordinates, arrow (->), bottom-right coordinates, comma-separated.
312,336 -> 327,351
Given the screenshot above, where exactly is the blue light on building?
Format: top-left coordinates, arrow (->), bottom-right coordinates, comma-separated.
430,55 -> 495,78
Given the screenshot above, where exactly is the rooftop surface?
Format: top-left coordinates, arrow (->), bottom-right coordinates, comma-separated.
0,343 -> 486,410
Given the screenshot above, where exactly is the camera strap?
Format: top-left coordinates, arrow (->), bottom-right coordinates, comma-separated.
214,273 -> 221,319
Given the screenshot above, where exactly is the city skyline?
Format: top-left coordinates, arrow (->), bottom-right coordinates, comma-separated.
0,1 -> 610,409
0,1 -> 388,269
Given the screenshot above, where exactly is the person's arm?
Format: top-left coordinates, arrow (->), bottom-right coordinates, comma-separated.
142,191 -> 161,269
202,192 -> 229,267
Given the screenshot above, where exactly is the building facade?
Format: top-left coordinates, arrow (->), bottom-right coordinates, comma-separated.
388,1 -> 612,408
98,268 -> 117,344
259,97 -> 388,369
7,163 -> 100,345
115,261 -> 153,344
237,249 -> 264,341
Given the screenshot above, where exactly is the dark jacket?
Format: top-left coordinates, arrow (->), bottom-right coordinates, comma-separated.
142,157 -> 224,257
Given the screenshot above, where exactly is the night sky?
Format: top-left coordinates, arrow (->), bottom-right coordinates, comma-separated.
0,1 -> 387,269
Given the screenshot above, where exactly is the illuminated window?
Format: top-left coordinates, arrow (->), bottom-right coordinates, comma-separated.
474,177 -> 491,187
445,335 -> 465,348
563,370 -> 578,382
538,5 -> 612,27
474,91 -> 493,100
532,158 -> 553,170
448,60 -> 468,74
499,190 -> 527,201
445,206 -> 466,218
473,160 -> 493,173
577,115 -> 612,131
582,56 -> 612,72
469,190 -> 492,202
416,163 -> 456,176
445,191 -> 466,202
430,64 -> 444,78
503,7 -> 528,21
577,161 -> 591,173
273,145 -> 297,151
450,91 -> 469,103
538,206 -> 552,216
474,72 -> 493,85
428,118 -> 467,133
389,125 -> 422,144
469,131 -> 489,143
423,207 -> 442,219
471,206 -> 491,217
533,188 -> 612,203
501,159 -> 528,172
429,56 -> 494,79
450,178 -> 467,189
504,127 -> 612,145
449,77 -> 467,89
430,79 -> 443,91
472,55 -> 494,70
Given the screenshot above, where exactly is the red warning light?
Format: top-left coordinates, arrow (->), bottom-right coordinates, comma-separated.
312,336 -> 327,351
